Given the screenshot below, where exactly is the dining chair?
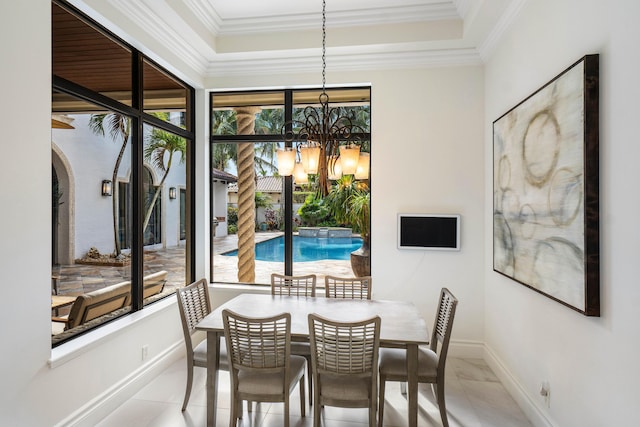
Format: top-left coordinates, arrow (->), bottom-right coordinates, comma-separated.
176,278 -> 228,412
377,288 -> 458,427
223,309 -> 306,427
324,275 -> 372,299
270,273 -> 317,297
308,313 -> 381,427
270,273 -> 316,404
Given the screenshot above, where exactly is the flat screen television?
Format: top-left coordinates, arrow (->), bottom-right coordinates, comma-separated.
397,214 -> 461,251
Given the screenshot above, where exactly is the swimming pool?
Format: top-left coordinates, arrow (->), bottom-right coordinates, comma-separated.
223,235 -> 363,262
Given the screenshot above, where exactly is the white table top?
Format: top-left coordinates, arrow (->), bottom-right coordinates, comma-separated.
196,293 -> 429,347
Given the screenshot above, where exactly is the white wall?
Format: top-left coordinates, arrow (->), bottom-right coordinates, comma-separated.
484,0 -> 640,425
1,2 -> 486,426
0,3 -> 185,426
0,0 -> 56,423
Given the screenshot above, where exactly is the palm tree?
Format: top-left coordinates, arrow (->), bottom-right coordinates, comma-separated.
211,108 -> 283,177
143,128 -> 186,232
212,142 -> 237,171
89,113 -> 131,256
324,175 -> 359,225
254,109 -> 284,176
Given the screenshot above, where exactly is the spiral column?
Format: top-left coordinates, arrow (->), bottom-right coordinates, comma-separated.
235,107 -> 261,283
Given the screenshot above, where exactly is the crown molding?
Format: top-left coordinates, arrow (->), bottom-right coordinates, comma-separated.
478,0 -> 528,61
452,0 -> 472,18
108,0 -> 210,74
216,3 -> 461,36
184,0 -> 222,34
206,47 -> 481,77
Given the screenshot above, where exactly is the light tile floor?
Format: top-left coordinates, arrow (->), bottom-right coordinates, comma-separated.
95,356 -> 532,427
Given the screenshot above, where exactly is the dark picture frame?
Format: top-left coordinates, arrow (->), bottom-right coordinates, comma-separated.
493,54 -> 600,316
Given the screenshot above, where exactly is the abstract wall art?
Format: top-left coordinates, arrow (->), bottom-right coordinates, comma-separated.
493,54 -> 600,316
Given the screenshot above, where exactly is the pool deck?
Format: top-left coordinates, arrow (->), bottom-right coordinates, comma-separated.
52,231 -> 356,297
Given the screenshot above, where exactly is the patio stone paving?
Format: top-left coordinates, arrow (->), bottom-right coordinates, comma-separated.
52,232 -> 357,297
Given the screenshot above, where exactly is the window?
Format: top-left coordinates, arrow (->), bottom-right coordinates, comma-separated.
180,188 -> 187,241
210,87 -> 371,285
51,0 -> 194,346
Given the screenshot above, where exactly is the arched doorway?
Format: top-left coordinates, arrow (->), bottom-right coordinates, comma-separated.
52,145 -> 74,265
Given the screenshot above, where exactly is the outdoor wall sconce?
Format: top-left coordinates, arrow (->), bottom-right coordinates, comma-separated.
101,180 -> 112,197
169,187 -> 177,200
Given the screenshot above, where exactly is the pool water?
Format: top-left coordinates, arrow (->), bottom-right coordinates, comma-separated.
223,236 -> 363,262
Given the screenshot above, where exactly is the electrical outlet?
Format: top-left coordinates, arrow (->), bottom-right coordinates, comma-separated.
539,381 -> 550,408
141,345 -> 149,360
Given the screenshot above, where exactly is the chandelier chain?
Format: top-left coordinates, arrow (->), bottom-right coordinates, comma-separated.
322,0 -> 326,92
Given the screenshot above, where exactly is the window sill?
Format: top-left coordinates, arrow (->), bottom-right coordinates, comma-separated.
209,282 -> 271,292
49,296 -> 175,369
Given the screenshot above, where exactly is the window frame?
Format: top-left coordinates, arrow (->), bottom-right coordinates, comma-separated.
52,0 -> 196,346
209,86 -> 371,283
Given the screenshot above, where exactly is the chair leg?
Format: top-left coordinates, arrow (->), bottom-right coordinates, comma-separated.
313,389 -> 321,427
378,375 -> 386,427
400,381 -> 407,395
284,397 -> 290,427
305,354 -> 313,405
313,402 -> 321,427
229,393 -> 238,427
300,376 -> 306,417
369,399 -> 376,427
436,381 -> 449,427
181,361 -> 194,411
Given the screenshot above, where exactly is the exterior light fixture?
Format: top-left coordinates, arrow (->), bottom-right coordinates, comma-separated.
278,0 -> 369,196
169,187 -> 177,200
101,180 -> 112,197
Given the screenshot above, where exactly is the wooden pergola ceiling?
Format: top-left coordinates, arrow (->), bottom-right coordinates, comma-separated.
52,2 -> 187,112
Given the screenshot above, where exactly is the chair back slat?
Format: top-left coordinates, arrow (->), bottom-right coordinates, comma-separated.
431,288 -> 458,363
309,314 -> 380,375
324,275 -> 372,300
223,309 -> 291,371
177,279 -> 211,334
271,273 -> 317,297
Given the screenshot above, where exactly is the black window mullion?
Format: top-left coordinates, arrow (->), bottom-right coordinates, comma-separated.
131,51 -> 144,311
284,90 -> 293,276
186,86 -> 196,285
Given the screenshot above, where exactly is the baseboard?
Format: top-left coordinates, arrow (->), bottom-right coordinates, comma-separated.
483,345 -> 555,427
55,342 -> 183,427
449,339 -> 485,358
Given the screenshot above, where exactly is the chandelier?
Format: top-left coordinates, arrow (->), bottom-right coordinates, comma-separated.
277,0 -> 369,197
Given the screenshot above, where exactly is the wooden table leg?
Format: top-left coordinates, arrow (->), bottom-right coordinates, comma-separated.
406,344 -> 418,427
206,331 -> 220,427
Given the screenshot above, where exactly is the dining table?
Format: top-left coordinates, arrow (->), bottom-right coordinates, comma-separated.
195,293 -> 430,427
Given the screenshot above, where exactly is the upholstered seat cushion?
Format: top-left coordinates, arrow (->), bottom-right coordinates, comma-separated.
193,339 -> 228,370
65,281 -> 131,329
291,341 -> 311,355
317,374 -> 371,401
378,346 -> 438,379
237,355 -> 306,395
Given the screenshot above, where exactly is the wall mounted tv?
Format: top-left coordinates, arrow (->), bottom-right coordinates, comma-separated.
397,214 -> 461,251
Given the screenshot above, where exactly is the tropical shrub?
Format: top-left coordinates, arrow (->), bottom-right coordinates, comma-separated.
297,194 -> 329,226
227,206 -> 238,227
